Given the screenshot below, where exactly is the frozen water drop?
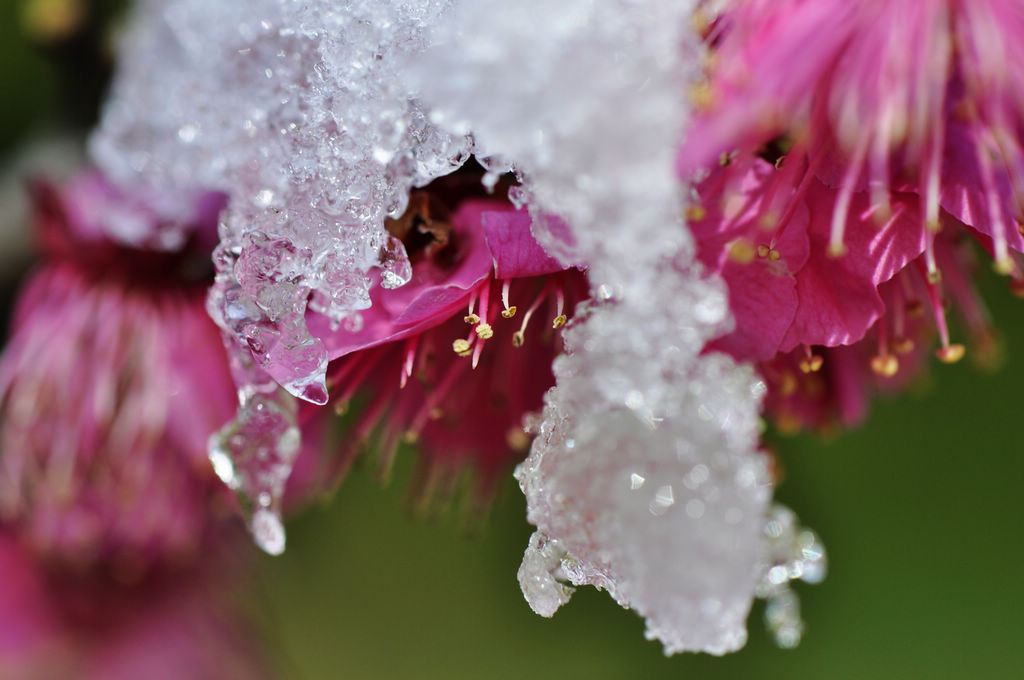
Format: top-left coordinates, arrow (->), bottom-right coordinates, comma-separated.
251,508 -> 286,555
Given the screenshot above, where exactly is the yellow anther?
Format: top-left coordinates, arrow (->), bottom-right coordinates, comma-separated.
552,314 -> 567,329
719,151 -> 735,167
402,430 -> 419,444
935,344 -> 965,364
927,269 -> 942,284
506,427 -> 531,452
464,313 -> 480,324
452,338 -> 472,357
768,249 -> 781,262
759,213 -> 779,231
21,0 -> 85,43
512,331 -> 525,347
778,371 -> 798,397
799,355 -> 823,373
891,337 -> 915,355
905,300 -> 925,317
690,81 -> 713,110
727,238 -> 755,265
333,400 -> 350,416
993,256 -> 1014,276
429,407 -> 444,421
501,306 -> 518,319
685,205 -> 707,222
475,323 -> 494,339
756,244 -> 771,258
827,242 -> 848,258
870,354 -> 899,377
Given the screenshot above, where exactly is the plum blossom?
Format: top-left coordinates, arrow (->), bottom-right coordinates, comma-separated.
682,1 -> 1020,428
0,171 -> 268,677
310,174 -> 587,503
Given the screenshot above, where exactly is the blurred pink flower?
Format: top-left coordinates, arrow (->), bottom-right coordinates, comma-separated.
0,171 -> 269,677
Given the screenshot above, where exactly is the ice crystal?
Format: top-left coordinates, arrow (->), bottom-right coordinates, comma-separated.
92,0 -> 472,536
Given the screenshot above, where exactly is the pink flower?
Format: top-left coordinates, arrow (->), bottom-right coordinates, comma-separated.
308,180 -> 587,502
0,171 -> 268,677
681,3 -> 1021,428
0,172 -> 235,567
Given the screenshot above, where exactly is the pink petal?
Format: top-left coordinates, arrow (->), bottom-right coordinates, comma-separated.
939,118 -> 1024,252
691,159 -> 808,360
481,208 -> 569,279
782,185 -> 926,350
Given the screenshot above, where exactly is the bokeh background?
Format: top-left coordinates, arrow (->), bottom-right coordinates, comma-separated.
2,2 -> 1022,678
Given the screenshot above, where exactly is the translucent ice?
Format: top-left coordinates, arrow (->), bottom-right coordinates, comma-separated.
92,0 -> 472,408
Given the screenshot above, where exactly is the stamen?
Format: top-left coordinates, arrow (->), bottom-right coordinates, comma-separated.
915,259 -> 964,364
471,279 -> 493,369
552,285 -> 567,329
778,371 -> 798,397
870,354 -> 899,377
400,336 -> 418,389
506,427 -> 531,452
512,281 -> 551,347
828,133 -> 871,258
924,229 -> 940,283
975,124 -> 1014,274
869,107 -> 894,223
452,338 -> 472,357
798,346 -> 823,373
922,126 -> 943,231
728,238 -> 756,264
500,280 -> 517,318
685,205 -> 707,222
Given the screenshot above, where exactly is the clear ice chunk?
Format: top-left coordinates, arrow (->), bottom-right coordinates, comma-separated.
207,385 -> 300,556
92,0 -> 472,405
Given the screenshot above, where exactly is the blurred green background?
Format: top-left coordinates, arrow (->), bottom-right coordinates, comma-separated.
3,2 -> 1023,678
